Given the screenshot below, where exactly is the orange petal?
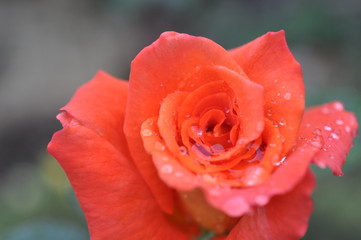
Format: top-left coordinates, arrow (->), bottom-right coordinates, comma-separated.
48,115 -> 189,240
299,101 -> 358,176
229,30 -> 304,155
226,170 -> 315,240
202,138 -> 320,217
125,32 -> 246,212
61,71 -> 129,154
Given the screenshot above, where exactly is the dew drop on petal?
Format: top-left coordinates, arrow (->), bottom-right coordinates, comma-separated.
279,118 -> 286,126
266,109 -> 272,117
237,138 -> 246,145
191,125 -> 203,137
323,125 -> 332,131
255,195 -> 268,205
330,132 -> 340,140
179,146 -> 188,155
305,123 -> 311,127
269,143 -> 277,148
312,128 -> 322,136
284,92 -> 292,100
154,141 -> 165,151
310,135 -> 323,148
336,120 -> 344,125
141,128 -> 153,137
345,125 -> 351,133
333,102 -> 344,111
242,165 -> 268,187
161,164 -> 173,174
273,156 -> 286,166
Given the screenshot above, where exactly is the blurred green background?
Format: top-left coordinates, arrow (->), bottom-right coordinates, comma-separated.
0,0 -> 360,239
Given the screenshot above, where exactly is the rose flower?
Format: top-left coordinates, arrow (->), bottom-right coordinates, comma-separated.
48,31 -> 358,240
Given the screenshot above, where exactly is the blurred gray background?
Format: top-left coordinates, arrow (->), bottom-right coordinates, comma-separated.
0,0 -> 360,239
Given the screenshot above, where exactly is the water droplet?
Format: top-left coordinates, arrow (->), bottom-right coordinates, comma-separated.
266,109 -> 272,117
277,92 -> 281,97
179,146 -> 188,155
191,125 -> 203,137
255,195 -> 268,205
154,141 -> 165,151
345,126 -> 351,133
336,120 -> 344,125
284,92 -> 292,100
161,164 -> 173,174
323,125 -> 332,131
330,132 -> 340,140
305,123 -> 311,127
237,138 -> 246,145
333,102 -> 344,111
242,166 -> 268,186
279,118 -> 286,126
280,136 -> 285,142
312,128 -> 322,136
210,144 -> 225,154
270,98 -> 277,104
310,135 -> 323,148
225,108 -> 230,114
269,143 -> 277,148
274,156 -> 286,166
141,128 -> 153,137
185,113 -> 191,118
329,154 -> 335,159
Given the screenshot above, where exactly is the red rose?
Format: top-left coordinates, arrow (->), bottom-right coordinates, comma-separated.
48,31 -> 358,240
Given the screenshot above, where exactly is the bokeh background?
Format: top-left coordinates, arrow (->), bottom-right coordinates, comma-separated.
0,0 -> 360,239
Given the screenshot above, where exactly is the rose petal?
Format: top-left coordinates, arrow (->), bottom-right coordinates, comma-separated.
299,101 -> 358,176
48,117 -> 189,240
125,32 -> 248,212
183,65 -> 264,143
59,72 -> 172,208
229,30 -> 304,155
61,71 -> 129,154
203,138 -> 320,217
226,170 -> 315,240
